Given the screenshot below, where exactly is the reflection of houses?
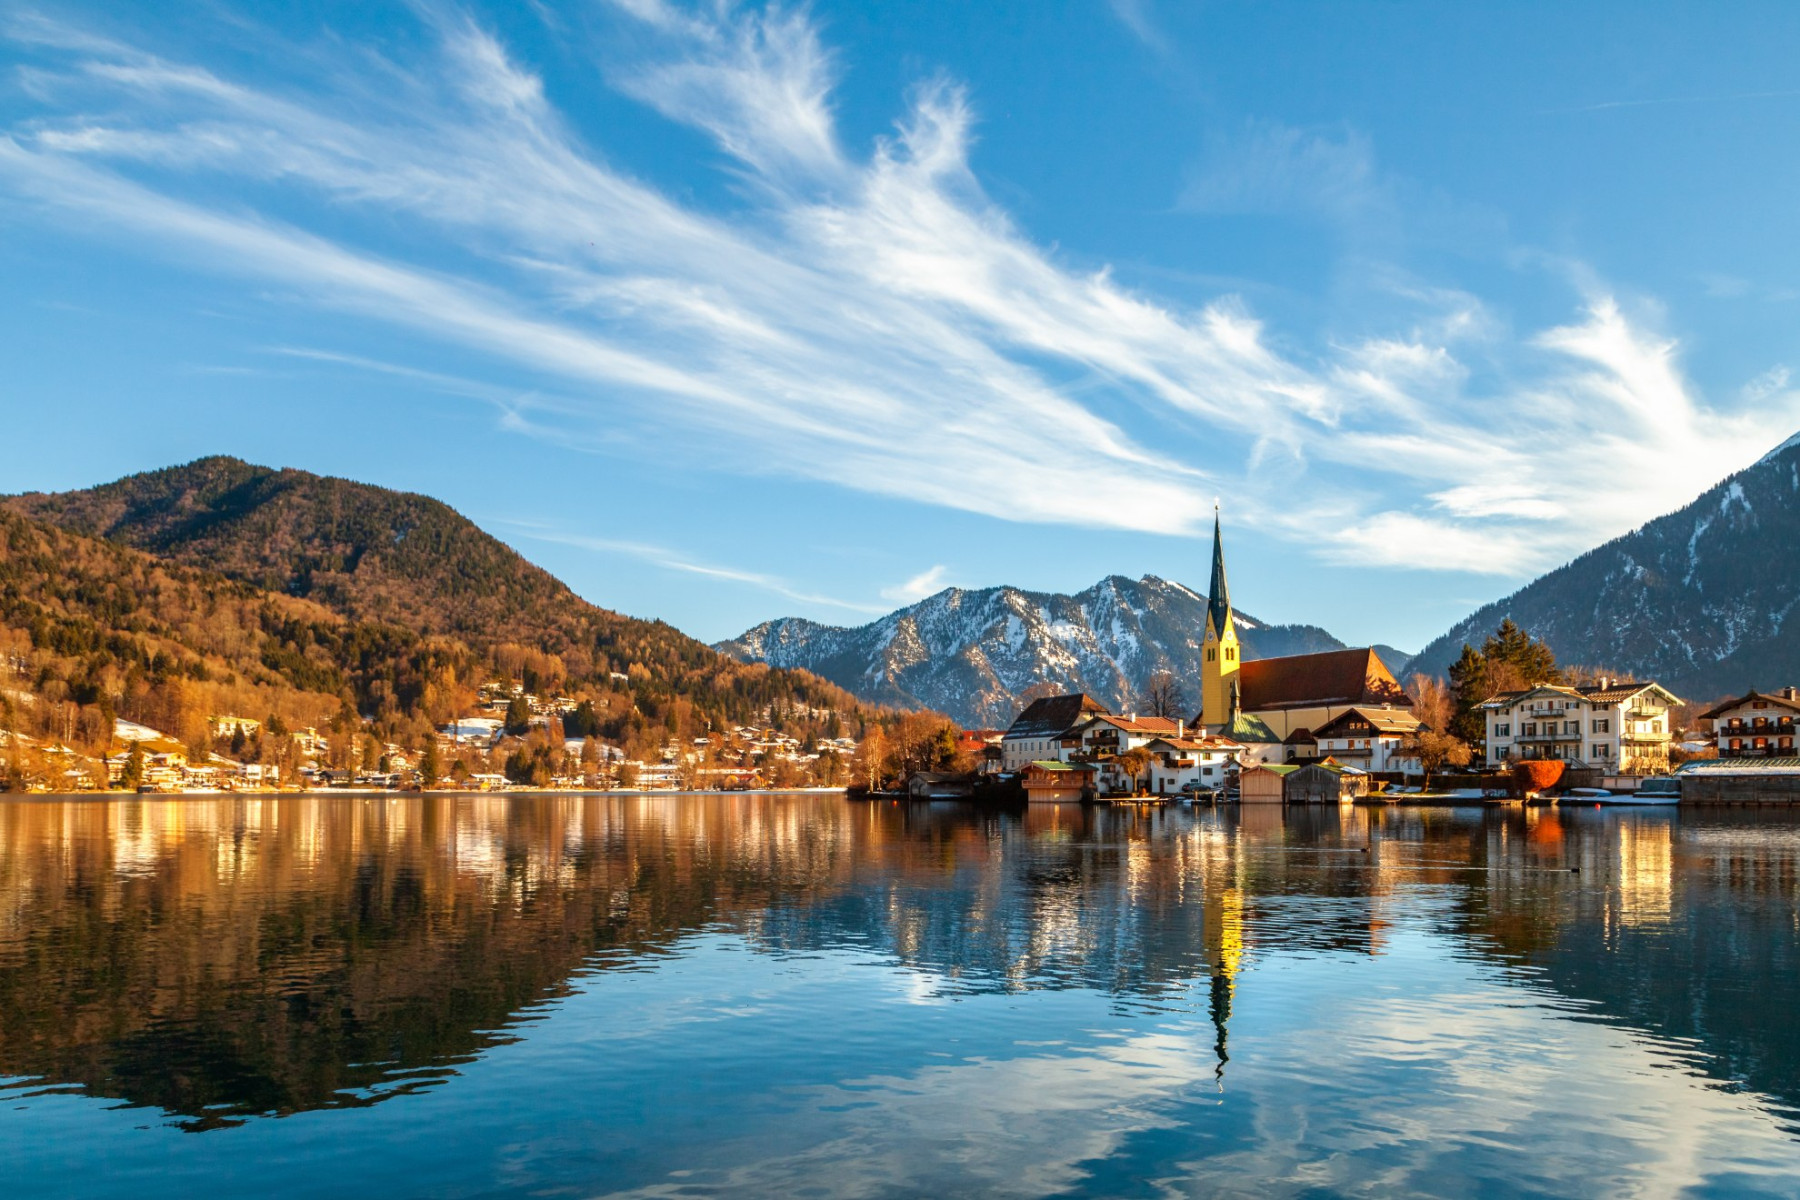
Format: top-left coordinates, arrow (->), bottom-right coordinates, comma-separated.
1480,680 -> 1680,773
1700,689 -> 1800,758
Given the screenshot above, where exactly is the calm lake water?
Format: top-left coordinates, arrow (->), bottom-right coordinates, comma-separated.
5,795 -> 1800,1198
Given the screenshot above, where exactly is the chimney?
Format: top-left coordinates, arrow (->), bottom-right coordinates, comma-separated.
1599,676 -> 1610,690
1786,687 -> 1798,701
1177,719 -> 1185,738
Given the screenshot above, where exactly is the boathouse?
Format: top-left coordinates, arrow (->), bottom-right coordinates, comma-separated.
1020,760 -> 1095,803
1239,763 -> 1296,804
1283,762 -> 1369,804
1676,758 -> 1800,804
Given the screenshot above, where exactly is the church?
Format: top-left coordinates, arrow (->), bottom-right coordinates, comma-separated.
1195,513 -> 1414,745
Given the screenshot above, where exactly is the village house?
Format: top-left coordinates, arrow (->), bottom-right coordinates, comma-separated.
1019,759 -> 1096,802
1058,713 -> 1185,763
1480,679 -> 1680,774
1001,693 -> 1110,771
209,715 -> 261,739
1142,734 -> 1244,795
1310,707 -> 1422,775
1699,688 -> 1800,758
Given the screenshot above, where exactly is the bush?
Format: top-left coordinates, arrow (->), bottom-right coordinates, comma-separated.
1511,759 -> 1566,797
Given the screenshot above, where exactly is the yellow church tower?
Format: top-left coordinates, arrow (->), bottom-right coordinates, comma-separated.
1200,509 -> 1240,729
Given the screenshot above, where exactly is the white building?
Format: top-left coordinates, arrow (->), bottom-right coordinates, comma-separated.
1142,735 -> 1244,795
1480,680 -> 1680,774
1699,688 -> 1800,758
1057,714 -> 1187,764
1000,693 -> 1110,772
1310,707 -> 1422,775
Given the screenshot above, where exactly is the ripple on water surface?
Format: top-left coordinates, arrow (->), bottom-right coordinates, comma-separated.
2,795 -> 1800,1197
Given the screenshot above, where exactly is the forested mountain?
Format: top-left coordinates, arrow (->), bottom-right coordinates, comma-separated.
1411,432 -> 1800,700
2,459 -> 888,761
717,575 -> 1408,728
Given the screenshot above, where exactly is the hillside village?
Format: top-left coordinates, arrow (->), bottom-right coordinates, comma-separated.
0,676 -> 868,793
0,462 -> 1794,800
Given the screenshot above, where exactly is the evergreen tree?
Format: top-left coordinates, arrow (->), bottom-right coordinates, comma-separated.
121,742 -> 145,790
504,694 -> 532,736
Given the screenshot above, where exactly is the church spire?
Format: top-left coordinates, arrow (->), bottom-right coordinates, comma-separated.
1207,506 -> 1232,639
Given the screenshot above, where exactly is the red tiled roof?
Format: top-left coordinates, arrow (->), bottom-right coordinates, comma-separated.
1086,715 -> 1183,736
1236,648 -> 1413,712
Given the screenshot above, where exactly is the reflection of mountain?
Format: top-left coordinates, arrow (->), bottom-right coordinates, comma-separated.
7,797 -> 1800,1133
0,798 -> 1385,1126
1454,809 -> 1800,1127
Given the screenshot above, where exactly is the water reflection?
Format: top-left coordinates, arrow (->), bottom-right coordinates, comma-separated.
3,795 -> 1800,1193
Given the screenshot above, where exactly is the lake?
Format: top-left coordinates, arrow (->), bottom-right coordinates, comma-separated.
4,794 -> 1800,1198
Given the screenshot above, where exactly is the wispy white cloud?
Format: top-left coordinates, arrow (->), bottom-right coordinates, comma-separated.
2,2 -> 1795,583
505,523 -> 888,615
881,565 -> 951,604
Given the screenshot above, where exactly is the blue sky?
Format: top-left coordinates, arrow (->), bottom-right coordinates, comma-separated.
5,1 -> 1800,651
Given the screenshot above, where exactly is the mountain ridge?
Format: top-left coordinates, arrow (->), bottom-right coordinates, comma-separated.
1410,435 -> 1800,699
717,574 -> 1413,728
3,456 -> 889,744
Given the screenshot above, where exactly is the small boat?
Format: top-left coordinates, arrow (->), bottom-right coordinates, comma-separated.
1563,784 -> 1679,806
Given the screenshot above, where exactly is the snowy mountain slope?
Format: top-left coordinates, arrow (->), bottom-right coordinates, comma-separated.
1410,433 -> 1800,700
716,575 -> 1375,727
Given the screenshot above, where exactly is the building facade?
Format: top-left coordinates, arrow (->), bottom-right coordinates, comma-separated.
1480,680 -> 1680,774
1310,707 -> 1423,775
1001,693 -> 1110,772
1699,689 -> 1800,758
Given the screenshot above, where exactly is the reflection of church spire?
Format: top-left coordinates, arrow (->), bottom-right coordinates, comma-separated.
1204,885 -> 1244,1082
1209,970 -> 1232,1078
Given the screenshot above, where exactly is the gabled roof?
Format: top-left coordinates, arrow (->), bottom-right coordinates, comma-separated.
1244,762 -> 1299,776
1311,706 -> 1423,739
1481,681 -> 1681,708
1235,648 -> 1413,712
1004,693 -> 1110,740
1066,714 -> 1184,738
1698,690 -> 1800,720
1145,735 -> 1242,752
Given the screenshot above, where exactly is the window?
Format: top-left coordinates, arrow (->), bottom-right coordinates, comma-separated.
1592,719 -> 1610,733
1496,723 -> 1511,737
1523,722 -> 1538,737
1564,721 -> 1579,736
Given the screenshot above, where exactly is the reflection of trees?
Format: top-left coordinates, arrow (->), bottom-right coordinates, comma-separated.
1449,808 -> 1800,1126
24,798 -> 1800,1136
0,798 -> 1398,1127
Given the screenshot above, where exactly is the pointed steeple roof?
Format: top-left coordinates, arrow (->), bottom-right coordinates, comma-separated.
1207,508 -> 1232,638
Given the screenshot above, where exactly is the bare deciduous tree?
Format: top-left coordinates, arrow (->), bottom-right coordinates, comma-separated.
1139,670 -> 1189,720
